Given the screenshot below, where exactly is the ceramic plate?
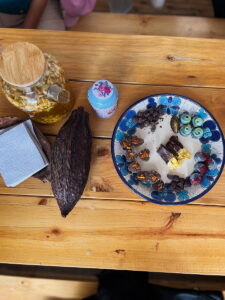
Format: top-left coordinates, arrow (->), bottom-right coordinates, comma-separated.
111,94 -> 225,205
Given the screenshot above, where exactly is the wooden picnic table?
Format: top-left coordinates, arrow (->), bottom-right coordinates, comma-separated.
0,28 -> 225,275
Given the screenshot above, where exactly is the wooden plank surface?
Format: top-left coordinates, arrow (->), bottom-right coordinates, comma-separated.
94,0 -> 214,17
75,13 -> 225,39
0,137 -> 224,206
0,275 -> 97,300
0,29 -> 225,274
1,81 -> 225,138
0,81 -> 224,206
2,29 -> 225,88
1,195 -> 225,275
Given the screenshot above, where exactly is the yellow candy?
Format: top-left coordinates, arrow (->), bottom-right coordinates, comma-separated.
168,148 -> 191,170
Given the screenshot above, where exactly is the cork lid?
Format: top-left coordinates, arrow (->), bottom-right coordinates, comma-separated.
0,42 -> 45,87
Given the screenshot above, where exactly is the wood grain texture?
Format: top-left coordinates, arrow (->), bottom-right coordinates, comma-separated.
2,29 -> 225,88
75,13 -> 225,39
1,82 -> 225,138
0,137 -> 224,206
0,275 -> 97,300
1,195 -> 225,274
0,42 -> 45,86
0,29 -> 225,275
94,0 -> 214,17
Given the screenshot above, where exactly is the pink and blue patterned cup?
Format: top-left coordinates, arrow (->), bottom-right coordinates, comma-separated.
88,80 -> 118,118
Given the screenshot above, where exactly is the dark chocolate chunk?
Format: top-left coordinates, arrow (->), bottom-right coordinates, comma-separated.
120,138 -> 132,150
152,180 -> 165,192
157,145 -> 174,164
129,136 -> 144,146
184,177 -> 192,188
128,161 -> 141,172
139,149 -> 150,161
167,174 -> 180,182
148,170 -> 161,183
137,171 -> 151,184
126,150 -> 137,162
168,175 -> 185,192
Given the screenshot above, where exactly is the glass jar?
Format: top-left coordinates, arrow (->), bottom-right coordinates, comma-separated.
0,42 -> 75,124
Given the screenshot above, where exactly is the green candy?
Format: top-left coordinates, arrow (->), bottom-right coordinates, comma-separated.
180,124 -> 192,136
192,116 -> 204,127
192,127 -> 204,139
180,112 -> 191,125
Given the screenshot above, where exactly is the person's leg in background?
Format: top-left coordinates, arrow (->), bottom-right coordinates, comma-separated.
212,0 -> 225,18
0,0 -> 65,30
37,0 -> 65,30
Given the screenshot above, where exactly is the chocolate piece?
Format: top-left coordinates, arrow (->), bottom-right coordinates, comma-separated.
148,170 -> 161,183
170,115 -> 179,133
167,174 -> 180,182
184,177 -> 191,188
157,145 -> 174,164
120,138 -> 132,150
126,150 -> 137,162
168,175 -> 185,192
134,105 -> 165,132
137,171 -> 151,184
152,180 -> 165,191
166,136 -> 183,155
139,149 -> 150,161
128,161 -> 141,172
128,135 -> 144,146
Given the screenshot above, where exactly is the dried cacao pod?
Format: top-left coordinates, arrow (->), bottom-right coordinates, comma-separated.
51,107 -> 92,217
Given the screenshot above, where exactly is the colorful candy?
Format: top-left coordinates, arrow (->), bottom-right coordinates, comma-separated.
207,158 -> 217,170
192,127 -> 204,139
190,172 -> 202,185
192,116 -> 204,127
180,124 -> 192,136
194,152 -> 210,162
194,162 -> 208,174
203,127 -> 212,139
180,112 -> 191,125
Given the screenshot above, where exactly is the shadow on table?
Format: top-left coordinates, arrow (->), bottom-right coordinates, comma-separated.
83,270 -> 223,300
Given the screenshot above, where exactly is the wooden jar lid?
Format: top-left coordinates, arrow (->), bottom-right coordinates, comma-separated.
0,42 -> 45,87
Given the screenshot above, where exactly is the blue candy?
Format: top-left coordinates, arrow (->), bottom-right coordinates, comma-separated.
180,124 -> 192,136
192,116 -> 204,127
192,127 -> 204,139
208,159 -> 217,170
194,152 -> 209,162
180,112 -> 191,125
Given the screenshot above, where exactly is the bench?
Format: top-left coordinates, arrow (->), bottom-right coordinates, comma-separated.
73,12 -> 225,39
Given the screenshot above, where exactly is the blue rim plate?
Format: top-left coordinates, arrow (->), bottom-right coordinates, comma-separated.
111,94 -> 225,205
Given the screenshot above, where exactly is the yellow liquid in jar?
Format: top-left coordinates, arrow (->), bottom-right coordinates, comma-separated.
30,91 -> 75,124
1,53 -> 75,124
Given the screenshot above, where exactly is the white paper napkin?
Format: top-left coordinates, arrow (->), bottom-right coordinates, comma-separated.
0,120 -> 48,187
